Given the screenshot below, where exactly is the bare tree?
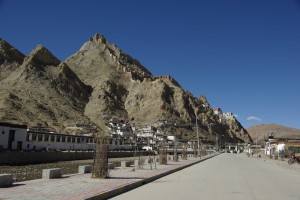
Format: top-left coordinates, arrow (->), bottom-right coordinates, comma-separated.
173,141 -> 178,162
182,143 -> 187,160
193,142 -> 198,158
92,137 -> 109,179
159,143 -> 168,165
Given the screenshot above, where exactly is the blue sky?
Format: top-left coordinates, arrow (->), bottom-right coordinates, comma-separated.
1,0 -> 300,129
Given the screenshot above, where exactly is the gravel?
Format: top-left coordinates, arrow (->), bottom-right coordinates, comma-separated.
0,156 -> 151,182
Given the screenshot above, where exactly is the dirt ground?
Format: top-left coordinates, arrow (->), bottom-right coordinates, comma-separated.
0,156 -> 151,182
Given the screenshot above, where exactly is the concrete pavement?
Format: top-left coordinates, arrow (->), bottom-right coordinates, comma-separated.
0,154 -> 217,200
111,153 -> 300,200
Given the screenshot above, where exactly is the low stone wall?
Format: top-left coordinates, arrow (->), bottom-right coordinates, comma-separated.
0,151 -> 153,165
0,151 -> 93,165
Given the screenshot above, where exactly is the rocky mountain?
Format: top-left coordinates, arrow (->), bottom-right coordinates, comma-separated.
0,43 -> 92,130
247,124 -> 300,142
0,39 -> 25,80
0,34 -> 252,143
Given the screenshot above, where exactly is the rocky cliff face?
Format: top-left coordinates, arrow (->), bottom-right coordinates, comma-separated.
0,34 -> 252,143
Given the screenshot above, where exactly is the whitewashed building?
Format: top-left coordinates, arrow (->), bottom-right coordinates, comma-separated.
26,130 -> 95,151
136,126 -> 156,150
265,138 -> 300,156
0,123 -> 27,150
153,120 -> 174,127
213,108 -> 224,123
0,123 -> 133,151
223,112 -> 234,119
213,108 -> 223,115
107,120 -> 133,139
66,124 -> 97,135
137,126 -> 155,138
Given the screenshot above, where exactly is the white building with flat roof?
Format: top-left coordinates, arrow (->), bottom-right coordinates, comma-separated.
213,108 -> 223,115
0,122 -> 133,152
223,112 -> 234,119
0,122 -> 27,150
107,121 -> 133,139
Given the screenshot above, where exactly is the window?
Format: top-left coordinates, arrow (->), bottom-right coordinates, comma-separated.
62,136 -> 66,143
44,135 -> 49,142
72,137 -> 76,143
56,136 -> 61,142
50,135 -> 55,142
67,137 -> 71,143
38,134 -> 43,141
32,134 -> 37,141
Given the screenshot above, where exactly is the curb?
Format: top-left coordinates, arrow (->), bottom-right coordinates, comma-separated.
87,153 -> 219,200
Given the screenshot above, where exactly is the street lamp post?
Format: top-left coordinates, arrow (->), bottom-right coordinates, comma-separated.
256,136 -> 258,157
220,135 -> 224,152
206,123 -> 218,151
174,140 -> 178,162
216,135 -> 218,152
195,112 -> 200,158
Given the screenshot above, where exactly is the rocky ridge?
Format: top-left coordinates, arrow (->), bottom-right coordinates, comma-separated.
247,124 -> 300,142
0,44 -> 92,130
0,34 -> 252,143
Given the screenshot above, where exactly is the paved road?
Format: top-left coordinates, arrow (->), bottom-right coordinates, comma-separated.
111,153 -> 300,200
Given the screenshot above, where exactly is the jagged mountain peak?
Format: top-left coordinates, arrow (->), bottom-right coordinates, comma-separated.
66,33 -> 152,86
0,38 -> 13,51
80,33 -> 115,52
0,38 -> 15,52
0,38 -> 25,64
25,45 -> 60,66
89,33 -> 107,44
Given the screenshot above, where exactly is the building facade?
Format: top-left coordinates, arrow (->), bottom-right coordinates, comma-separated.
0,123 -> 27,150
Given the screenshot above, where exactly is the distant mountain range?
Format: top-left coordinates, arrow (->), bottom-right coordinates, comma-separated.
247,124 -> 300,142
0,33 -> 252,143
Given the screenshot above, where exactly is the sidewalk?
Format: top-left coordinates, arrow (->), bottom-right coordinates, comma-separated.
0,154 -> 218,200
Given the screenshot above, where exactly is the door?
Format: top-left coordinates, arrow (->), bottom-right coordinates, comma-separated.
17,141 -> 22,150
8,130 -> 15,150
